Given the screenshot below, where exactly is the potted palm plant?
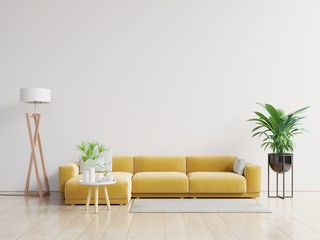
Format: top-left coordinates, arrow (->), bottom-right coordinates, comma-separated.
248,103 -> 309,173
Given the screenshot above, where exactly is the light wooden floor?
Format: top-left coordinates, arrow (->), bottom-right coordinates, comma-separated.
1,192 -> 320,240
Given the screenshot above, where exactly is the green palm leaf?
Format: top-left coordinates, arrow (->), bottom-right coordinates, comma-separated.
248,103 -> 309,154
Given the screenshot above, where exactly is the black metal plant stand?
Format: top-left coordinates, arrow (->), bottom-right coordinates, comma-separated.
268,156 -> 293,199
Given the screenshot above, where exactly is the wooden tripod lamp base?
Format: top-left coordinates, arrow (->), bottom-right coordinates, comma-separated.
24,113 -> 50,197
20,88 -> 51,197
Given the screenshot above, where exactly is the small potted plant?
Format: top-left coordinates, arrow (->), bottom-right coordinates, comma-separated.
76,140 -> 107,182
248,103 -> 309,173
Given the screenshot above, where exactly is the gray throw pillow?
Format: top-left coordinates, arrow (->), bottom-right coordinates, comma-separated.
233,158 -> 246,175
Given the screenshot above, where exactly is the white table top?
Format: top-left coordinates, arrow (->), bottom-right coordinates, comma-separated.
79,180 -> 116,186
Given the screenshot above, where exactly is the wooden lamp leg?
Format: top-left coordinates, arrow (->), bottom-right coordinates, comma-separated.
24,113 -> 50,197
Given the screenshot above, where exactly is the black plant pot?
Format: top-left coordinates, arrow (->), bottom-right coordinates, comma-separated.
268,153 -> 293,173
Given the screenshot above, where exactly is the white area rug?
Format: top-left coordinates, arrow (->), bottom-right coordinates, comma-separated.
130,198 -> 271,213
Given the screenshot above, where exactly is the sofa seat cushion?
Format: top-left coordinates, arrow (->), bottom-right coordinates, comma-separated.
188,172 -> 246,193
65,172 -> 133,201
132,172 -> 189,193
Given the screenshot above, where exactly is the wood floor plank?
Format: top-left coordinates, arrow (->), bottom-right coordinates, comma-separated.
258,195 -> 320,239
78,205 -> 120,240
202,213 -> 238,240
0,195 -> 25,212
276,203 -> 320,235
17,205 -> 84,240
244,213 -> 293,240
219,213 -> 271,240
0,196 -> 62,240
283,193 -> 320,221
1,192 -> 320,240
126,213 -> 166,240
53,211 -> 97,240
101,203 -> 134,239
183,213 -> 214,240
165,213 -> 189,240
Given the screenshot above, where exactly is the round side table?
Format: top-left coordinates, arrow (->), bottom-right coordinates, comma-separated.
79,180 -> 116,213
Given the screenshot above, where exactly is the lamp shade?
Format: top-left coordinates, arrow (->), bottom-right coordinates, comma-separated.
20,88 -> 51,103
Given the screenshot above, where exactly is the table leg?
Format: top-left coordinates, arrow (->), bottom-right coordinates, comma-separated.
95,186 -> 99,213
104,186 -> 111,210
86,187 -> 92,210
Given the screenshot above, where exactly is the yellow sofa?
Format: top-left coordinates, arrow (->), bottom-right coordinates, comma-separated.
59,155 -> 261,205
132,156 -> 189,198
59,156 -> 134,204
187,156 -> 261,198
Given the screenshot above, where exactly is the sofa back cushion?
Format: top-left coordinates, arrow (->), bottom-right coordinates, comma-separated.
112,156 -> 134,173
134,156 -> 186,173
186,155 -> 237,174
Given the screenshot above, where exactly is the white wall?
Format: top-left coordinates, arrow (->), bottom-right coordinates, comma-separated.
0,1 -> 319,192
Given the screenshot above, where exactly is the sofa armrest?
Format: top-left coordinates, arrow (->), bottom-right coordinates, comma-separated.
59,163 -> 79,198
244,163 -> 261,193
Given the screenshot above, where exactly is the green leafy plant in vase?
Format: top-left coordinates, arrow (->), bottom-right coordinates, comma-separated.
76,140 -> 107,182
248,103 -> 309,173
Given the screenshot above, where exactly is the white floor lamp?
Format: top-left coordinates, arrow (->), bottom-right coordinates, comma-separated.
20,88 -> 51,197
